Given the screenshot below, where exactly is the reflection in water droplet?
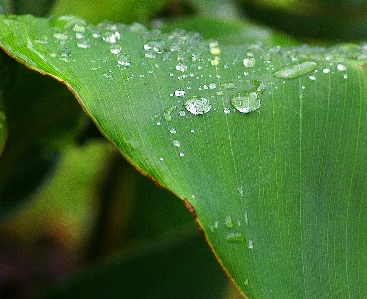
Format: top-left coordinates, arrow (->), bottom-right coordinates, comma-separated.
226,232 -> 244,243
184,96 -> 211,115
230,91 -> 260,114
272,61 -> 317,79
225,216 -> 234,228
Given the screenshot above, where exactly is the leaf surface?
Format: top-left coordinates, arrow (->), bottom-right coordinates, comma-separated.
1,15 -> 367,298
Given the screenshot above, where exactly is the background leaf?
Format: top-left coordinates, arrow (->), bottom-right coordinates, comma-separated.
0,14 -> 367,298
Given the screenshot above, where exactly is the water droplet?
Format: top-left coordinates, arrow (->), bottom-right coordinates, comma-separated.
244,211 -> 249,226
230,91 -> 260,114
169,128 -> 177,134
53,32 -> 68,40
209,83 -> 217,89
226,232 -> 244,243
184,96 -> 211,115
211,56 -> 220,66
176,62 -> 187,72
224,216 -> 234,228
244,279 -> 249,286
209,41 -> 220,55
323,68 -> 330,74
243,57 -> 255,68
337,64 -> 347,71
272,61 -> 317,79
309,75 -> 316,81
223,108 -> 231,114
102,31 -> 120,43
173,140 -> 181,147
117,54 -> 131,66
110,44 -> 121,54
77,40 -> 90,49
163,105 -> 176,121
248,240 -> 254,249
221,82 -> 235,90
174,89 -> 185,97
179,152 -> 185,157
73,23 -> 86,33
144,40 -> 166,55
238,186 -> 244,196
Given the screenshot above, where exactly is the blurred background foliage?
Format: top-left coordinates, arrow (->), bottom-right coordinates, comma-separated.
0,0 -> 366,298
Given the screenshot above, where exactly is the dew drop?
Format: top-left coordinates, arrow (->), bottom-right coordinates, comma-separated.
102,31 -> 120,43
53,32 -> 68,40
117,54 -> 131,66
223,108 -> 231,114
179,152 -> 185,157
77,40 -> 90,49
163,105 -> 176,121
226,232 -> 244,243
224,216 -> 234,228
230,91 -> 260,114
110,44 -> 121,54
272,61 -> 317,79
309,75 -> 316,81
221,82 -> 235,90
243,57 -> 255,68
174,89 -> 185,97
176,62 -> 187,72
248,240 -> 254,249
169,128 -> 177,134
184,96 -> 211,115
209,41 -> 220,55
244,211 -> 249,226
173,139 -> 181,147
323,68 -> 330,74
337,64 -> 347,71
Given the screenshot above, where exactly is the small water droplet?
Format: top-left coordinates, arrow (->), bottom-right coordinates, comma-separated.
221,82 -> 235,90
225,216 -> 234,228
176,62 -> 187,72
243,57 -> 255,68
209,41 -> 220,55
174,89 -> 185,97
238,186 -> 244,196
323,68 -> 330,74
184,96 -> 211,115
173,140 -> 181,147
163,105 -> 176,121
117,54 -> 131,66
53,32 -> 68,40
337,64 -> 347,71
77,40 -> 90,49
209,83 -> 217,89
272,61 -> 318,79
110,44 -> 121,54
309,75 -> 316,80
169,128 -> 177,134
102,31 -> 120,43
248,240 -> 254,249
223,108 -> 231,114
244,279 -> 249,286
179,152 -> 185,157
230,91 -> 260,114
211,56 -> 220,66
244,211 -> 249,226
226,232 -> 244,243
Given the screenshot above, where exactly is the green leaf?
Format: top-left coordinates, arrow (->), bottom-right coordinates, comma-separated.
0,14 -> 367,298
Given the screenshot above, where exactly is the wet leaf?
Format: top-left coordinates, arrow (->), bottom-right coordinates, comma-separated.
0,14 -> 367,298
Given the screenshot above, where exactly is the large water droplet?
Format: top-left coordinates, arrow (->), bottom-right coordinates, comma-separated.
184,96 -> 211,115
226,232 -> 244,243
230,91 -> 260,114
272,61 -> 317,79
243,57 -> 255,68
